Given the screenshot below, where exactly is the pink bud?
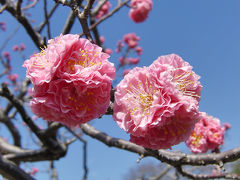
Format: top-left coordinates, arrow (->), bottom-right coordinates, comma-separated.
123,69 -> 131,76
104,48 -> 112,55
13,45 -> 19,51
20,43 -> 26,51
135,46 -> 143,55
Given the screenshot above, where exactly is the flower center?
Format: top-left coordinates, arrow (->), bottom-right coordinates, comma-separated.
67,49 -> 101,71
125,78 -> 155,117
173,71 -> 200,99
191,132 -> 203,147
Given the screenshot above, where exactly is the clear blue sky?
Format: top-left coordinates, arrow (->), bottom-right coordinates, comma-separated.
1,0 -> 240,179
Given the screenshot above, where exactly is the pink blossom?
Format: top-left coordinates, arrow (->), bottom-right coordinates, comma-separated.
115,40 -> 124,53
99,36 -> 105,44
135,46 -> 143,55
13,45 -> 19,51
95,1 -> 111,19
7,74 -> 18,82
129,0 -> 153,23
186,112 -> 225,153
123,33 -> 140,49
113,63 -> 200,149
104,48 -> 112,55
0,22 -> 6,31
30,167 -> 39,175
123,69 -> 131,76
24,34 -> 116,126
128,57 -> 140,64
20,43 -> 26,51
2,51 -> 10,60
223,123 -> 231,130
149,54 -> 202,102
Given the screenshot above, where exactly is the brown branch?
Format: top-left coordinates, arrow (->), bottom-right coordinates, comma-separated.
1,0 -> 43,49
38,2 -> 59,33
22,0 -> 39,11
80,0 -> 130,37
43,0 -> 51,39
0,83 -> 65,153
16,0 -> 23,15
0,153 -> 34,180
65,126 -> 88,180
81,123 -> 240,167
176,165 -> 240,180
61,10 -> 75,34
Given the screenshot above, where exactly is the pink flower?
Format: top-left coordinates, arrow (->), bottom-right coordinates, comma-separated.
20,43 -> 26,51
2,51 -> 10,60
95,1 -> 111,19
24,34 -> 116,126
123,69 -> 131,76
7,74 -> 18,82
113,61 -> 200,149
149,54 -> 202,102
135,46 -> 143,55
30,167 -> 39,175
128,57 -> 140,64
186,112 -> 225,153
99,36 -> 105,44
123,33 -> 140,49
0,22 -> 6,31
104,48 -> 112,55
223,123 -> 231,130
129,0 -> 153,23
13,45 -> 19,51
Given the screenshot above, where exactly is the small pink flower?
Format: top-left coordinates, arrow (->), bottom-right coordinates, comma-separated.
24,34 -> 116,126
123,33 -> 140,49
20,43 -> 26,51
104,48 -> 112,55
128,57 -> 140,64
186,112 -> 225,153
99,36 -> 105,44
7,74 -> 18,82
129,0 -> 153,23
30,167 -> 39,176
0,22 -> 6,31
223,123 -> 231,130
95,1 -> 111,19
135,46 -> 142,55
13,45 -> 19,51
2,51 -> 10,60
123,69 -> 131,76
114,56 -> 201,149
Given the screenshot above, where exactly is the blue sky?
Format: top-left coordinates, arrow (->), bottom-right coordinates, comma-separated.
1,0 -> 240,179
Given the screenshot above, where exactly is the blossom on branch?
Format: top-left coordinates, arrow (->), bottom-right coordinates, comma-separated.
113,54 -> 201,149
23,34 -> 116,126
129,0 -> 153,23
186,112 -> 225,153
95,1 -> 111,19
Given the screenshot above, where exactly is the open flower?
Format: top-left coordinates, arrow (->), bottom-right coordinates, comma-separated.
186,112 -> 225,153
23,34 -> 116,126
113,56 -> 201,149
129,0 -> 153,23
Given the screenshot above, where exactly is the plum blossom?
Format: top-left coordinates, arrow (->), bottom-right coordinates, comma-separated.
129,0 -> 153,23
7,73 -> 18,83
13,45 -> 19,51
123,33 -> 140,49
114,55 -> 201,149
186,112 -> 225,153
23,34 -> 116,126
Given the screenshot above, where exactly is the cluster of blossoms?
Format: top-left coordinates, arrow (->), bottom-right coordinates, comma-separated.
23,34 -> 228,151
129,0 -> 153,23
113,54 -> 202,149
23,34 -> 116,126
186,112 -> 226,153
95,1 -> 111,19
95,36 -> 113,55
116,33 -> 142,68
